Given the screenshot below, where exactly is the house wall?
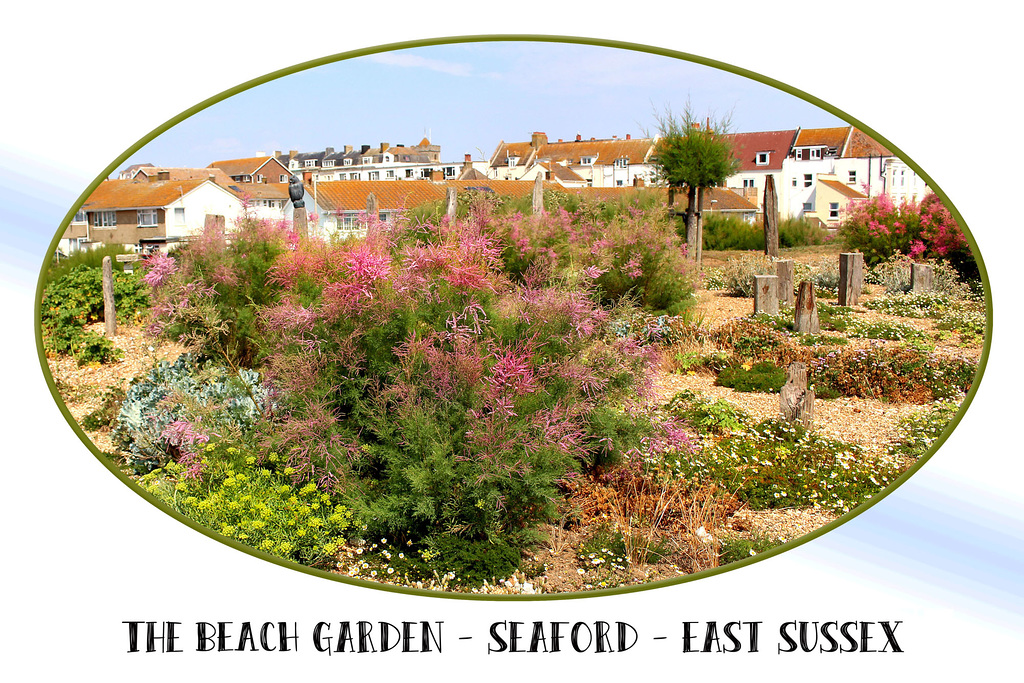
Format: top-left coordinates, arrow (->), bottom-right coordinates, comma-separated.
164,183 -> 245,239
884,158 -> 930,205
781,156 -> 834,218
86,208 -> 167,246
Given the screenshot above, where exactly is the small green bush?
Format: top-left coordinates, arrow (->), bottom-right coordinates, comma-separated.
665,390 -> 749,434
719,532 -> 783,565
716,361 -> 787,393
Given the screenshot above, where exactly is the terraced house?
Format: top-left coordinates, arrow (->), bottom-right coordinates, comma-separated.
488,132 -> 656,188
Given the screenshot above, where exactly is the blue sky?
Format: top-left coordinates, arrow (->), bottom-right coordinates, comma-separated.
123,41 -> 846,172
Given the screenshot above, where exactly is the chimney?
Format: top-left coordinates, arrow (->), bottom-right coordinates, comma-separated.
273,150 -> 281,158
256,151 -> 265,157
380,142 -> 390,152
361,145 -> 371,154
530,132 -> 548,148
576,134 -> 581,142
626,134 -> 631,140
430,169 -> 443,182
558,139 -> 563,143
289,150 -> 298,159
344,145 -> 353,153
325,147 -> 335,155
633,176 -> 645,188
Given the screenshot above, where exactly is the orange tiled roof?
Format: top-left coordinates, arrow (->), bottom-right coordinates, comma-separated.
208,156 -> 286,178
843,128 -> 892,158
81,179 -> 211,210
491,137 -> 654,169
228,183 -> 291,199
314,181 -> 447,212
135,167 -> 235,185
794,127 -> 851,149
538,162 -> 586,183
818,179 -> 868,199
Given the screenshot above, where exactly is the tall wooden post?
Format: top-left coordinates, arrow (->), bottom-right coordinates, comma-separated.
366,192 -> 378,221
794,281 -> 819,334
532,173 -> 544,214
780,362 -> 814,427
695,186 -> 705,267
838,252 -> 864,306
685,185 -> 698,261
292,207 -> 308,240
102,256 -> 116,338
763,175 -> 780,258
445,187 -> 457,219
753,274 -> 779,315
775,259 -> 795,306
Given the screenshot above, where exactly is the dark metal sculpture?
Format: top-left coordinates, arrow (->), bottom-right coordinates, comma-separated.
289,174 -> 305,208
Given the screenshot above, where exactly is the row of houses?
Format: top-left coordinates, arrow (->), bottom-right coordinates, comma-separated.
62,125 -> 927,253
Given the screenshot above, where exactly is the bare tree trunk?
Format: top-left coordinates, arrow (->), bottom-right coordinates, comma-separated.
685,185 -> 698,260
763,175 -> 779,258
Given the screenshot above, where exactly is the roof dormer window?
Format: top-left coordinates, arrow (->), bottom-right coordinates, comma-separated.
362,157 -> 373,165
289,160 -> 299,169
344,158 -> 353,166
756,152 -> 770,166
323,160 -> 335,168
580,156 -> 596,165
304,159 -> 317,168
614,157 -> 629,168
810,148 -> 822,160
508,156 -> 519,168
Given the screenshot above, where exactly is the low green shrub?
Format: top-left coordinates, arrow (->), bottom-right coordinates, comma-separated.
141,442 -> 352,568
719,532 -> 784,564
886,400 -> 960,461
808,345 -> 976,402
845,319 -> 927,342
717,253 -> 775,297
664,390 -> 749,434
80,386 -> 127,431
716,361 -> 787,393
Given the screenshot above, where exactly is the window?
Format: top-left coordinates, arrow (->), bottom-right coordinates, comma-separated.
73,210 -> 87,223
256,174 -> 264,183
445,166 -> 456,178
321,174 -> 334,181
804,174 -> 813,188
289,160 -> 299,170
344,158 -> 353,166
742,178 -> 755,188
174,208 -> 185,224
614,158 -> 629,168
304,159 -> 316,168
803,202 -> 814,212
508,156 -> 518,168
369,171 -> 380,180
406,169 -> 415,178
92,211 -> 116,228
792,178 -> 797,187
848,170 -> 857,184
616,180 -> 624,186
362,157 -> 373,165
137,209 -> 158,227
242,175 -> 253,183
755,152 -> 770,165
810,148 -> 822,160
323,160 -> 335,168
279,174 -> 288,183
386,170 -> 395,178
580,156 -> 595,165
829,202 -> 840,219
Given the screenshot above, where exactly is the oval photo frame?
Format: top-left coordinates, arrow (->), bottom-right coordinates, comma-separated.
35,35 -> 991,600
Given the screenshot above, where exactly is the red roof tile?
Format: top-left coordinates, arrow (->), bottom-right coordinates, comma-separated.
725,130 -> 798,171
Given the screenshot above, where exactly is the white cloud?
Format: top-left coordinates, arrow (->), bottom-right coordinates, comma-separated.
366,51 -> 473,77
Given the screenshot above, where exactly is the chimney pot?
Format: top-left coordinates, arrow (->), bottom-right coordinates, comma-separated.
626,134 -> 631,140
380,142 -> 390,152
576,134 -> 581,142
274,150 -> 281,158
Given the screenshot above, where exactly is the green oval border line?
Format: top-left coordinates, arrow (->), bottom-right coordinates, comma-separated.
34,34 -> 992,601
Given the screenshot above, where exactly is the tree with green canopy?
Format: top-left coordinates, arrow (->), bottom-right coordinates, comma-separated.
650,104 -> 740,266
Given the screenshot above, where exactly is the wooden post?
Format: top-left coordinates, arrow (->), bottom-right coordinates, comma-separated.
292,206 -> 308,240
838,252 -> 864,306
667,187 -> 676,207
445,186 -> 457,219
532,173 -> 544,214
763,175 -> 779,258
366,192 -> 378,220
780,362 -> 814,427
685,186 -> 698,261
753,274 -> 779,315
102,256 -> 116,338
775,259 -> 795,306
911,263 -> 934,293
794,281 -> 820,334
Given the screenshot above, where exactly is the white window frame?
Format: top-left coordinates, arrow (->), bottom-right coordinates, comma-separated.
755,152 -> 770,166
444,166 -> 456,178
810,148 -> 822,160
289,160 -> 299,170
508,156 -> 518,168
742,178 -> 755,188
829,202 -> 840,219
73,210 -> 87,223
362,157 -> 373,165
804,174 -> 813,188
344,158 -> 353,166
304,159 -> 316,168
256,174 -> 264,183
580,156 -> 595,165
138,209 -> 158,227
92,210 -> 117,228
174,207 -> 185,224
369,171 -> 380,180
279,174 -> 288,183
386,170 -> 395,178
323,160 -> 335,168
614,157 -> 629,168
406,169 -> 415,178
848,170 -> 857,184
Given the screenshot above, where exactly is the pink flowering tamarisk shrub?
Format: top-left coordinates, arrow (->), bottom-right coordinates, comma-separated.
256,210 -> 669,553
841,191 -> 976,279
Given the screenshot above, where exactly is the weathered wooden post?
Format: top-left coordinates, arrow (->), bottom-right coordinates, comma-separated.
753,274 -> 779,315
763,175 -> 780,258
685,186 -> 698,262
445,186 -> 457,219
775,259 -> 794,306
203,214 -> 225,234
532,173 -> 544,214
780,362 -> 814,427
794,281 -> 820,334
288,174 -> 307,239
838,252 -> 864,306
366,192 -> 378,221
911,263 -> 934,293
102,256 -> 116,338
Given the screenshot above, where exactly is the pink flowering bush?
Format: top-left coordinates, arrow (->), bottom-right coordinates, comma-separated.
842,192 -> 976,279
